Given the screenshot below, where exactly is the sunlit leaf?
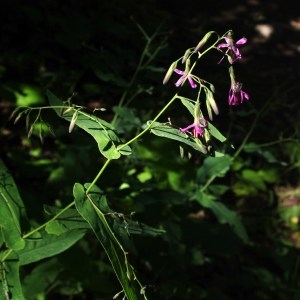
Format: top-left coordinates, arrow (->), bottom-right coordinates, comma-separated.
47,90 -> 132,159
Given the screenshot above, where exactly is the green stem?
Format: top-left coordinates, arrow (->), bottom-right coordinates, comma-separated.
118,94 -> 178,150
1,201 -> 76,262
86,159 -> 112,194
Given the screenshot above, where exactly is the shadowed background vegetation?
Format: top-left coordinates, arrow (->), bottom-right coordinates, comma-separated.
1,0 -> 300,299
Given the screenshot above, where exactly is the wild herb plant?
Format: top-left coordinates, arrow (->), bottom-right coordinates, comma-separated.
1,29 -> 249,299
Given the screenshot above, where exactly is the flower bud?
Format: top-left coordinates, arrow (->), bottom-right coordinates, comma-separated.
69,110 -> 78,133
194,31 -> 215,52
182,49 -> 192,64
206,89 -> 219,116
163,61 -> 177,85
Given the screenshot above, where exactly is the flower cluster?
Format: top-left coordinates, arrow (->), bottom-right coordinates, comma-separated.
163,30 -> 250,145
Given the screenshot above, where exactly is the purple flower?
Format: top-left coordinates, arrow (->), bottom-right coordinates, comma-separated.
179,118 -> 207,138
174,68 -> 197,88
228,82 -> 250,105
217,35 -> 247,64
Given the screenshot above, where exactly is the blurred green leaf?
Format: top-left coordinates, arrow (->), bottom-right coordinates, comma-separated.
197,155 -> 232,182
195,191 -> 248,242
14,84 -> 45,106
113,106 -> 142,133
93,69 -> 127,87
257,168 -> 279,183
242,169 -> 266,190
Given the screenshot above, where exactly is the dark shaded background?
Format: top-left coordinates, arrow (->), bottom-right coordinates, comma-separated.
1,1 -> 300,299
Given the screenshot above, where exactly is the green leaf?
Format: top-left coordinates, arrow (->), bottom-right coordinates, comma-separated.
242,169 -> 266,190
17,229 -> 86,266
74,183 -> 145,300
148,121 -> 208,154
0,160 -> 26,251
44,206 -> 89,235
195,192 -> 248,242
179,97 -> 226,143
207,121 -> 227,142
197,155 -> 232,182
47,90 -> 131,159
180,97 -> 195,116
1,252 -> 26,300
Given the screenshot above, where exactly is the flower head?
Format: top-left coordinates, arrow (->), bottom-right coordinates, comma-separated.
179,117 -> 207,138
174,68 -> 197,88
228,82 -> 250,105
217,34 -> 247,64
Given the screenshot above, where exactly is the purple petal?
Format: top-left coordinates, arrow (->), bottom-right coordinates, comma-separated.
175,76 -> 185,87
217,42 -> 229,49
232,47 -> 241,58
188,77 -> 197,88
174,69 -> 185,75
179,123 -> 195,133
194,126 -> 204,134
241,90 -> 250,100
236,37 -> 247,45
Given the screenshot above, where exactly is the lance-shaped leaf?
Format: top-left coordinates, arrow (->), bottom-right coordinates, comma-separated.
17,229 -> 86,266
47,90 -> 131,159
74,183 -> 145,300
147,121 -> 207,154
0,160 -> 26,251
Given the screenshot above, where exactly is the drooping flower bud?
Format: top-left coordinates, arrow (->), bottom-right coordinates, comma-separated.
194,31 -> 215,52
163,61 -> 177,85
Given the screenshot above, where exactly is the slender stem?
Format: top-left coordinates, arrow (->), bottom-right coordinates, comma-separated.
117,95 -> 178,150
200,174 -> 218,192
22,202 -> 75,239
86,159 -> 111,194
1,201 -> 76,262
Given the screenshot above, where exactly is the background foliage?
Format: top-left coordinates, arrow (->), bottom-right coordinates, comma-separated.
1,0 -> 300,299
